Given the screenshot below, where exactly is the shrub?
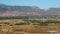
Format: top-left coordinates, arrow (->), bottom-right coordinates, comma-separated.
15,22 -> 30,25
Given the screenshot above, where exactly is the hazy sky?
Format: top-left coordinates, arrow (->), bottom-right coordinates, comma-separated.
0,0 -> 60,9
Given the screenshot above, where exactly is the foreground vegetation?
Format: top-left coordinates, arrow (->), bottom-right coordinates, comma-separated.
0,16 -> 60,34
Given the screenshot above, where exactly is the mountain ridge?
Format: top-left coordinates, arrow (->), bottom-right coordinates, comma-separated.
0,4 -> 60,17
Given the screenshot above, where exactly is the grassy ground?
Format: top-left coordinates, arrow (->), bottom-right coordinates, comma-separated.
0,19 -> 60,34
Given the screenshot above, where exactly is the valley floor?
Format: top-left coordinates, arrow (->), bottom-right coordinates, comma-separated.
0,19 -> 60,34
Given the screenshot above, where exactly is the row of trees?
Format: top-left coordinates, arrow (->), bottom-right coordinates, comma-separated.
15,20 -> 60,26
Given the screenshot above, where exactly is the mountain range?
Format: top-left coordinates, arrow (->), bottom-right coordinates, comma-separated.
0,4 -> 60,17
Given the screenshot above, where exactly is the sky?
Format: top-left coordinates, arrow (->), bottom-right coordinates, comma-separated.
0,0 -> 60,9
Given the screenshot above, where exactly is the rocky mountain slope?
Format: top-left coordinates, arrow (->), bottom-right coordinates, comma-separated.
0,4 -> 60,17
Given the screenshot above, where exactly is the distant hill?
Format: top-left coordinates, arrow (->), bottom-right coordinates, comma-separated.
0,4 -> 60,17
0,4 -> 41,12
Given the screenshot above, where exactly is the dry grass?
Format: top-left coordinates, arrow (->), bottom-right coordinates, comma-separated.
0,19 -> 60,34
